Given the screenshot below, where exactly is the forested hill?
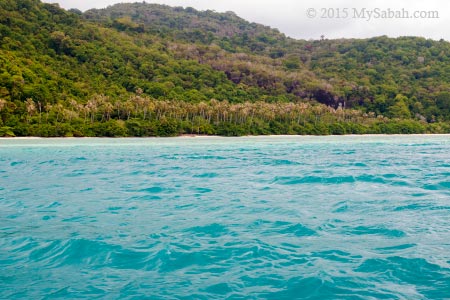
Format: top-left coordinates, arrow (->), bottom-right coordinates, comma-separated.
0,0 -> 449,137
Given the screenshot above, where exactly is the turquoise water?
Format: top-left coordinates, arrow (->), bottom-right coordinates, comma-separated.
1,135 -> 450,299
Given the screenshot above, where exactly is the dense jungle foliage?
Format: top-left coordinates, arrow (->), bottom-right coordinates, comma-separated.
0,0 -> 449,137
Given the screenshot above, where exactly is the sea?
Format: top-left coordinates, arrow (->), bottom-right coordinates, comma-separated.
1,135 -> 449,299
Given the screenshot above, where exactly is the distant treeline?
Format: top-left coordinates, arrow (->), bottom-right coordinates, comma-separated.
1,93 -> 447,137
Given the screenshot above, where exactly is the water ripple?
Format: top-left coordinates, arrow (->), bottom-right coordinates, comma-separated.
1,136 -> 449,299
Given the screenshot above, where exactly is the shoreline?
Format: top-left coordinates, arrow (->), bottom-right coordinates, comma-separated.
1,133 -> 450,140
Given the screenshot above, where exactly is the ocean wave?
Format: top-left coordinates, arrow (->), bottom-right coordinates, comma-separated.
1,136 -> 450,299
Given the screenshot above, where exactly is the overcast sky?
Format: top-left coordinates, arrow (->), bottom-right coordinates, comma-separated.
43,0 -> 449,41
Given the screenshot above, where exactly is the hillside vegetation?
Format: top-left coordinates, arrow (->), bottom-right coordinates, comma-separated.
0,0 -> 449,137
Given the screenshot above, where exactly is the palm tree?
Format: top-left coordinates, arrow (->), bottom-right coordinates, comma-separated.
25,98 -> 36,123
86,99 -> 98,123
54,103 -> 65,123
123,100 -> 134,120
0,99 -> 7,113
103,102 -> 114,121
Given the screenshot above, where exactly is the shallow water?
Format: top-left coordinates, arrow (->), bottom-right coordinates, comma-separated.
1,135 -> 450,299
